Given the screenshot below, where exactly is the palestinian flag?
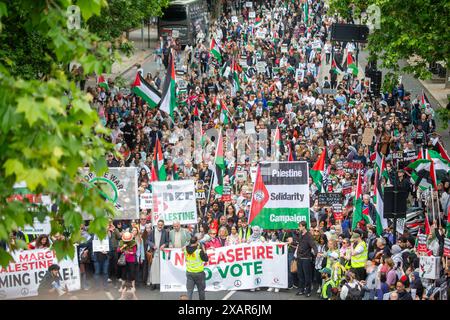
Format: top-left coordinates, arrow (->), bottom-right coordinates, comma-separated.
410,171 -> 432,191
273,126 -> 282,160
212,130 -> 225,195
352,171 -> 370,230
153,137 -> 167,181
347,53 -> 358,76
160,50 -> 177,119
373,168 -> 387,236
288,143 -> 294,162
437,141 -> 450,162
97,75 -> 109,90
254,17 -> 263,28
210,38 -> 222,63
243,71 -> 250,83
220,99 -> 230,125
420,91 -> 430,108
426,150 -> 438,190
310,148 -> 326,191
427,149 -> 450,173
232,60 -> 241,95
193,104 -> 199,117
132,72 -> 161,108
331,57 -> 343,75
248,165 -> 269,225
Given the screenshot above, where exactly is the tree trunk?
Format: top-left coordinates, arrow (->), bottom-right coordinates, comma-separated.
445,66 -> 450,89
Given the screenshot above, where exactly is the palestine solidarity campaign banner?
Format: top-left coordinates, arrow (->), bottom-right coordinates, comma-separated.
151,180 -> 197,226
160,243 -> 287,292
249,161 -> 310,229
0,248 -> 80,300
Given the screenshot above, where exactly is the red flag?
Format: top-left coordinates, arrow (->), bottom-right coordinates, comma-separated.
248,165 -> 269,225
437,141 -> 450,162
424,211 -> 431,235
193,104 -> 199,117
288,144 -> 294,162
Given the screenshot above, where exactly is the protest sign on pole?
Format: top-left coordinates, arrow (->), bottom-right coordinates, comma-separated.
419,256 -> 441,280
332,204 -> 343,221
0,248 -> 80,300
160,243 -> 287,292
250,162 -> 310,229
444,238 -> 450,258
318,193 -> 343,206
81,167 -> 139,220
417,234 -> 428,253
151,180 -> 197,226
361,127 -> 375,146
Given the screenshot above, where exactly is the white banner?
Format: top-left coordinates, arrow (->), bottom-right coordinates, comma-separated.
0,248 -> 80,300
160,243 -> 288,292
151,180 -> 197,226
81,167 -> 139,220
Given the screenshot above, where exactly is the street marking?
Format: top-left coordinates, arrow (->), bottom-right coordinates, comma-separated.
105,292 -> 114,300
222,290 -> 236,300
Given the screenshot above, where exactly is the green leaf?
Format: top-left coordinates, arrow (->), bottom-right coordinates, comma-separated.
4,159 -> 24,178
63,210 -> 82,229
16,97 -> 44,126
0,250 -> 13,268
93,157 -> 107,176
24,168 -> 46,191
78,0 -> 106,21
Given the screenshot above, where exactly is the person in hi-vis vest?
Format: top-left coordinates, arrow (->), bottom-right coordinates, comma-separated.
184,236 -> 209,300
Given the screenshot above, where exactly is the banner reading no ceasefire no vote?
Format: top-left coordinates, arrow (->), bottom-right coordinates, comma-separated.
249,162 -> 311,229
160,243 -> 288,292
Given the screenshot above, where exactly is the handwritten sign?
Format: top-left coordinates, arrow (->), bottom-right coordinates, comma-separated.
140,193 -> 153,210
318,193 -> 343,206
361,127 -> 375,146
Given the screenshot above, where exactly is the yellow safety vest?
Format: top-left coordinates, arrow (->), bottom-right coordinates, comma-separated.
351,241 -> 368,268
321,279 -> 335,300
184,248 -> 204,273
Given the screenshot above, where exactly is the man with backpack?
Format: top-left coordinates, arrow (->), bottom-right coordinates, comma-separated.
340,271 -> 363,300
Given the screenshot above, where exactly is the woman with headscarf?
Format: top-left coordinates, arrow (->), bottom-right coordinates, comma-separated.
247,226 -> 266,244
409,271 -> 424,299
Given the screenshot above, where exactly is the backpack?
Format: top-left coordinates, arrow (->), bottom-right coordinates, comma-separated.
345,283 -> 362,300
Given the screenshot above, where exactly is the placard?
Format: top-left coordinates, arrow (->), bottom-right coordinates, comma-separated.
396,218 -> 405,235
417,234 -> 428,253
221,184 -> 232,202
245,121 -> 256,134
256,61 -> 266,73
22,217 -> 52,235
246,2 -> 253,8
318,193 -> 343,206
249,11 -> 256,19
280,44 -> 288,53
195,189 -> 206,200
140,192 -> 153,210
444,238 -> 450,258
172,30 -> 179,38
92,238 -> 110,252
361,127 -> 375,146
332,203 -> 343,221
256,31 -> 266,39
231,16 -> 238,23
419,256 -> 441,280
250,166 -> 258,182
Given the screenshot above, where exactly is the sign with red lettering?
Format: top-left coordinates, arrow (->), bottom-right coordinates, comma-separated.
417,234 -> 428,253
444,238 -> 450,258
160,243 -> 288,292
0,248 -> 80,300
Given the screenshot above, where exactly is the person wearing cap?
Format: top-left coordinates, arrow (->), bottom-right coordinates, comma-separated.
350,230 -> 368,281
184,236 -> 209,300
319,268 -> 334,300
117,231 -> 137,289
38,264 -> 69,299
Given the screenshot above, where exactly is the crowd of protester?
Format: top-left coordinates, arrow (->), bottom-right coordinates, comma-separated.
4,0 -> 449,300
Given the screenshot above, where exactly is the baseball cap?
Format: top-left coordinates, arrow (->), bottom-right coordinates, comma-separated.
319,268 -> 331,275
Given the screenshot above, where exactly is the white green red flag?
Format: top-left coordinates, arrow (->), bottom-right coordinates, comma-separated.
132,72 -> 161,108
153,137 -> 167,181
310,148 -> 326,191
212,130 -> 225,195
351,171 -> 370,230
97,75 -> 109,90
160,50 -> 177,119
331,57 -> 343,75
210,38 -> 222,63
347,53 -> 358,76
421,90 -> 430,108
